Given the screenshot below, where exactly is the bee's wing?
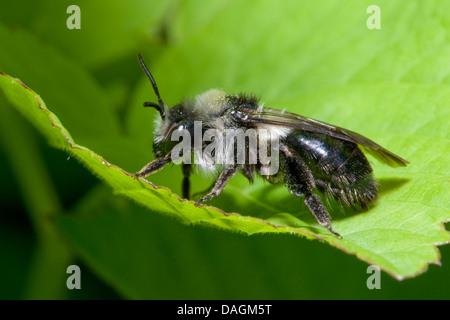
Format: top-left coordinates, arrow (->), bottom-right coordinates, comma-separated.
242,107 -> 409,167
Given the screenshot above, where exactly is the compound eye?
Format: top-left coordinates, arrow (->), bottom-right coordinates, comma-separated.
169,105 -> 185,122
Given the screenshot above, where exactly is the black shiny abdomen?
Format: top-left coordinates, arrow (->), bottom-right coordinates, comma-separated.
284,131 -> 378,209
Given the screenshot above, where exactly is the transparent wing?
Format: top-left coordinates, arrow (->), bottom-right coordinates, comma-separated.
239,107 -> 409,167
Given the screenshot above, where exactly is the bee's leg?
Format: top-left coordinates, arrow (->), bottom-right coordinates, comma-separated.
304,194 -> 342,239
240,164 -> 255,183
315,179 -> 344,208
279,143 -> 341,238
135,154 -> 172,178
195,165 -> 237,205
182,164 -> 191,199
316,180 -> 339,198
193,165 -> 255,200
192,182 -> 215,200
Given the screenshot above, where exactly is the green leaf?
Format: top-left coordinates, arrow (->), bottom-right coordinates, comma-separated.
0,70 -> 323,233
1,60 -> 448,282
1,0 -> 449,285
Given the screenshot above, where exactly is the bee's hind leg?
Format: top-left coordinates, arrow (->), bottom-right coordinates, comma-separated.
279,143 -> 342,239
304,193 -> 342,239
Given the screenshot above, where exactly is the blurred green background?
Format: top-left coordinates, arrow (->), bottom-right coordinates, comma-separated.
0,0 -> 449,299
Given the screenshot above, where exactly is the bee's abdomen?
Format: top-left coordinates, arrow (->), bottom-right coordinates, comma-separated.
286,132 -> 378,209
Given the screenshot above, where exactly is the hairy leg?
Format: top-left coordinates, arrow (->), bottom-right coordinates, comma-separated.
304,194 -> 342,238
280,143 -> 341,238
195,165 -> 237,205
135,153 -> 172,178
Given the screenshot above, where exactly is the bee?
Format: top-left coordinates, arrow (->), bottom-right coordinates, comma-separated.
134,54 -> 409,238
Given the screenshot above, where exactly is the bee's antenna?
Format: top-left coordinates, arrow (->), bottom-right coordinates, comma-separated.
138,53 -> 166,118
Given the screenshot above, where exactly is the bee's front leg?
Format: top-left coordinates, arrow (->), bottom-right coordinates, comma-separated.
195,165 -> 237,205
134,154 -> 172,178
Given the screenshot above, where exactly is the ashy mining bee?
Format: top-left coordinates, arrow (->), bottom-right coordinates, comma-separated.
135,54 -> 409,238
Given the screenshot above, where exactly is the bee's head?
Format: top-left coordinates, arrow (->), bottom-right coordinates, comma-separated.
153,103 -> 192,156
138,54 -> 192,158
